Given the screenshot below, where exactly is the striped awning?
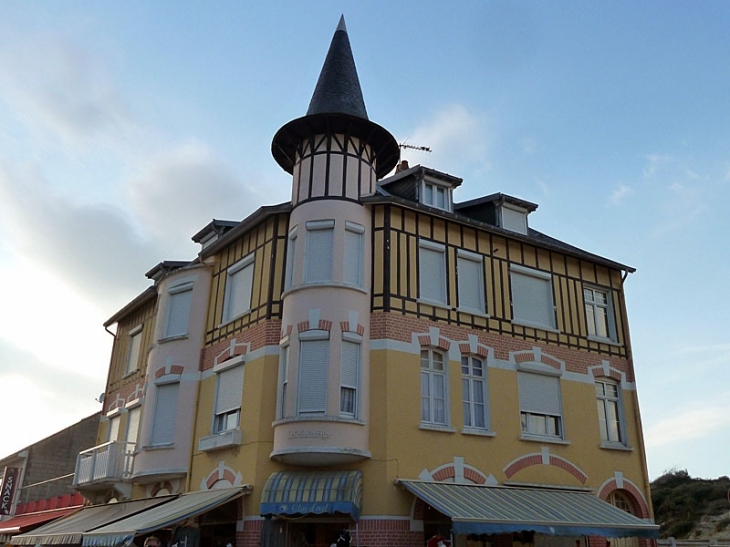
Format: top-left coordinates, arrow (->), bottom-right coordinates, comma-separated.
398,480 -> 659,539
82,487 -> 247,547
260,471 -> 363,520
0,507 -> 81,539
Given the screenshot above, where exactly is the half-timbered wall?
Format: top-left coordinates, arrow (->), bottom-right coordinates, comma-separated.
205,213 -> 289,346
106,297 -> 158,395
372,204 -> 629,359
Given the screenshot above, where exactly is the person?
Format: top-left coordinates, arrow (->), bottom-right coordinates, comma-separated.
144,536 -> 162,547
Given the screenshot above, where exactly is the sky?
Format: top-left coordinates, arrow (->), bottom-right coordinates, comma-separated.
0,1 -> 728,481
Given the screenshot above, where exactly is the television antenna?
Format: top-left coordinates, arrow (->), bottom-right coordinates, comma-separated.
399,143 -> 431,153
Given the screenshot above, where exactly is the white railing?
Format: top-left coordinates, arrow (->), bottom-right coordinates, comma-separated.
73,441 -> 135,486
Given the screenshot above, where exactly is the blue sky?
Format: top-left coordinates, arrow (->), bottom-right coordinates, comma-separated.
0,1 -> 728,480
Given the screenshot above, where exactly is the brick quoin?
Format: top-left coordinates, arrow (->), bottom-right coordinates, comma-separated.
201,321 -> 282,372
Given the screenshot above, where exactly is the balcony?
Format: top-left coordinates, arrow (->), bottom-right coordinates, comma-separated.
73,441 -> 135,488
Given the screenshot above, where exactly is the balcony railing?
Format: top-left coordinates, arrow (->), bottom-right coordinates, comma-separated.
73,441 -> 135,486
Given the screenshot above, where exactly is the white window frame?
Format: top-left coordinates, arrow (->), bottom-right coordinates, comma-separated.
461,355 -> 489,431
510,264 -> 556,330
421,180 -> 452,212
277,342 -> 290,420
418,240 -> 447,305
163,281 -> 193,339
297,330 -> 330,415
420,348 -> 448,426
340,333 -> 362,418
584,286 -> 617,342
304,220 -> 335,283
344,221 -> 365,288
500,204 -> 528,234
596,379 -> 626,446
107,413 -> 121,442
285,227 -> 297,290
150,380 -> 179,446
518,369 -> 564,440
222,253 -> 255,323
212,359 -> 244,434
125,324 -> 143,375
457,250 -> 485,314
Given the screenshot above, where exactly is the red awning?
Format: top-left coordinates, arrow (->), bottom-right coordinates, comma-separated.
0,507 -> 81,537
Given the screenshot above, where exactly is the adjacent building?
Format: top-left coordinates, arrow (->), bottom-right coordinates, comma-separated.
11,16 -> 659,547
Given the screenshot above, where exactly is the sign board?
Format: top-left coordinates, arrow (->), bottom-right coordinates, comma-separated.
0,467 -> 20,515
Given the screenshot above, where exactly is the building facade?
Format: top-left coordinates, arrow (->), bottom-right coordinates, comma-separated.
34,16 -> 659,547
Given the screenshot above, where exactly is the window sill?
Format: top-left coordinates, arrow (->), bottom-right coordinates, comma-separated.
282,282 -> 368,298
143,442 -> 175,451
199,429 -> 242,452
273,415 -> 367,427
158,334 -> 189,344
416,298 -> 450,310
122,369 -> 138,379
519,433 -> 570,445
587,335 -> 621,347
599,441 -> 633,452
419,423 -> 456,433
511,320 -> 560,333
462,427 -> 495,437
457,308 -> 490,318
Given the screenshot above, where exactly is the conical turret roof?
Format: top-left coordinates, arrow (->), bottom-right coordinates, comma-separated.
306,16 -> 368,119
272,16 -> 400,179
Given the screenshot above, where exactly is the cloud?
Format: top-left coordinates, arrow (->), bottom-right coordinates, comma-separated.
645,399 -> 730,448
642,153 -> 672,178
126,143 -> 261,250
0,32 -> 136,151
400,104 -> 491,178
0,161 -> 161,309
610,184 -> 632,205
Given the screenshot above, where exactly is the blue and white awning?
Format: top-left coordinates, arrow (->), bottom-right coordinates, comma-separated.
398,480 -> 659,539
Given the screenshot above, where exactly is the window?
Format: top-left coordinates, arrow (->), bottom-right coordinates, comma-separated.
150,382 -> 179,445
340,340 -> 360,418
277,345 -> 289,419
457,251 -> 485,313
213,364 -> 244,433
421,348 -> 447,425
223,253 -> 255,323
344,222 -> 365,287
518,371 -> 563,439
305,220 -> 334,283
298,334 -> 329,415
422,181 -> 451,211
584,287 -> 616,341
164,282 -> 193,338
125,406 -> 141,444
285,227 -> 297,289
419,241 -> 447,304
462,355 -> 488,430
125,326 -> 142,375
501,205 -> 528,234
107,415 -> 121,442
596,380 -> 624,444
510,265 -> 555,329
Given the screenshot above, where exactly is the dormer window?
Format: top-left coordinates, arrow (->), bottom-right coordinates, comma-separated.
422,181 -> 452,212
500,204 -> 528,234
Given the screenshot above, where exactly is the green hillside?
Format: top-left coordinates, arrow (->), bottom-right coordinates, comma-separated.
651,470 -> 730,539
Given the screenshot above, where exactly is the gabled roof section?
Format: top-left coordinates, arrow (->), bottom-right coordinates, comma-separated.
455,192 -> 538,213
145,261 -> 190,282
379,164 -> 463,190
191,219 -> 240,247
103,287 -> 157,328
306,16 -> 367,120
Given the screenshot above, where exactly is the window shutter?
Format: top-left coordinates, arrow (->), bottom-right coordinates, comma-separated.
457,256 -> 483,311
125,407 -> 141,444
298,339 -> 329,413
344,229 -> 364,286
511,271 -> 554,327
126,332 -> 142,374
166,288 -> 192,337
305,228 -> 334,282
227,262 -> 254,319
108,416 -> 121,442
518,372 -> 561,416
502,207 -> 527,234
285,234 -> 297,288
341,341 -> 359,388
215,365 -> 244,415
419,246 -> 446,303
151,383 -> 179,445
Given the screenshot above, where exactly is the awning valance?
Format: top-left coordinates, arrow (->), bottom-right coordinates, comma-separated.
398,480 -> 659,539
0,507 -> 81,538
10,497 -> 172,545
260,471 -> 362,520
82,487 -> 247,547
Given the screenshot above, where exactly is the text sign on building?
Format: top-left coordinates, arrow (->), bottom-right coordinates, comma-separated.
0,467 -> 20,515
